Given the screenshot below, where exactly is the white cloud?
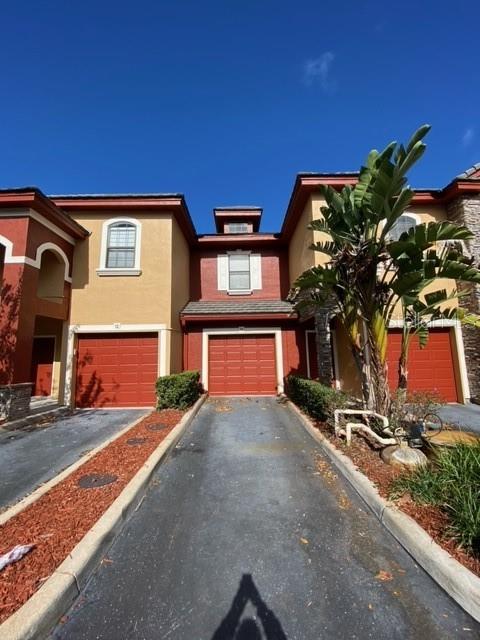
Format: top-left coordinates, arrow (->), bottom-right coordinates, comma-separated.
462,127 -> 475,147
303,52 -> 335,91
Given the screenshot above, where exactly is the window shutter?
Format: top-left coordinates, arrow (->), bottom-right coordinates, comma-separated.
250,254 -> 262,290
217,254 -> 228,290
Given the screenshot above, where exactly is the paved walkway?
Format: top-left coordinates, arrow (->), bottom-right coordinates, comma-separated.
0,409 -> 146,510
438,403 -> 480,435
52,398 -> 478,639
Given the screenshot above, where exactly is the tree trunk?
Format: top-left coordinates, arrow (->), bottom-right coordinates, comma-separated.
350,345 -> 371,409
366,329 -> 391,416
397,327 -> 411,402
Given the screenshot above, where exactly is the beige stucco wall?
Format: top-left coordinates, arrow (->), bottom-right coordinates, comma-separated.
69,212 -> 190,375
288,198 -> 314,286
333,319 -> 362,396
70,213 -> 173,325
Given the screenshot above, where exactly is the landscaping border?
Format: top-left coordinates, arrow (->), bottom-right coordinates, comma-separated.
0,393 -> 207,640
287,399 -> 480,623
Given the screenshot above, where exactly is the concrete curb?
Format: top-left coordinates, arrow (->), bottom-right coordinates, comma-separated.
287,400 -> 480,622
0,411 -> 150,526
0,394 -> 207,640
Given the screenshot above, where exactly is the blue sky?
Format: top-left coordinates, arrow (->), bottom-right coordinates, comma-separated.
1,1 -> 478,233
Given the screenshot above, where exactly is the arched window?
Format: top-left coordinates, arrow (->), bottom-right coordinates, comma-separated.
98,218 -> 141,274
106,222 -> 136,268
388,213 -> 419,242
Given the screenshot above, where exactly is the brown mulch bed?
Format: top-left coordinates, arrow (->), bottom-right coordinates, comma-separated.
310,417 -> 480,578
0,409 -> 184,623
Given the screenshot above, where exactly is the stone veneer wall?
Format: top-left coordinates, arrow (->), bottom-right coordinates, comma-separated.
0,382 -> 33,421
447,195 -> 480,402
314,300 -> 338,386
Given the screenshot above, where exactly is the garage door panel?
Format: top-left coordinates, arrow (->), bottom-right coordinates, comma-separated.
208,334 -> 277,396
76,333 -> 158,408
386,329 -> 458,402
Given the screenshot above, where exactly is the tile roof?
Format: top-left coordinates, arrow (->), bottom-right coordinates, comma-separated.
181,300 -> 295,315
456,163 -> 480,180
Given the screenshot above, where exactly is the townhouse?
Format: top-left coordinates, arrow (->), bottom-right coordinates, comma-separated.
0,164 -> 479,420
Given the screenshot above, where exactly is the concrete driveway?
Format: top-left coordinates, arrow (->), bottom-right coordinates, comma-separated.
0,409 -> 146,511
438,403 -> 480,435
52,398 -> 478,639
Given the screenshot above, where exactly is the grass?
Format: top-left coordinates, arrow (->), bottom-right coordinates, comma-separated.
390,442 -> 480,556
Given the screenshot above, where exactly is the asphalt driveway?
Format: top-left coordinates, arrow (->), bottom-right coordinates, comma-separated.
52,398 -> 478,639
0,409 -> 146,511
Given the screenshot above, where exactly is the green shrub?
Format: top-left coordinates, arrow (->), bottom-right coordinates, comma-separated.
286,375 -> 349,423
155,371 -> 202,410
390,442 -> 480,555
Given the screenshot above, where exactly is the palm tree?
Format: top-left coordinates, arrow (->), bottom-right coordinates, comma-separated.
293,126 -> 480,414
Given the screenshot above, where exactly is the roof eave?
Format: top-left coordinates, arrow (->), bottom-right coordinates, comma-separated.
0,188 -> 89,239
52,194 -> 197,244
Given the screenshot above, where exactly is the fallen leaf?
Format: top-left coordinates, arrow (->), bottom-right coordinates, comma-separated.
375,570 -> 393,582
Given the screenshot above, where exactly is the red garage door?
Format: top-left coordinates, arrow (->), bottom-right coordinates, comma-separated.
208,334 -> 277,396
76,333 -> 158,408
387,329 -> 458,402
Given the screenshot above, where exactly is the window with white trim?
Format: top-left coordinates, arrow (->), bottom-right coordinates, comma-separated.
106,222 -> 136,268
229,253 -> 250,290
217,252 -> 262,293
98,217 -> 142,275
388,213 -> 418,241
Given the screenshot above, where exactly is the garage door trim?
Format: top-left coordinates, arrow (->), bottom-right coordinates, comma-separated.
202,327 -> 284,394
65,323 -> 167,406
389,318 -> 469,403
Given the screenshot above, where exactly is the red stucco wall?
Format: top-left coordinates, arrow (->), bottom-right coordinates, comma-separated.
190,248 -> 290,301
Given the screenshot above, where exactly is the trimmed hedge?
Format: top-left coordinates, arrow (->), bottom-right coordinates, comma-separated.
286,374 -> 348,423
155,371 -> 202,410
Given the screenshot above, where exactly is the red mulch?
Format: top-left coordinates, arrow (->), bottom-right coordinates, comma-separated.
0,409 -> 183,623
311,417 -> 480,578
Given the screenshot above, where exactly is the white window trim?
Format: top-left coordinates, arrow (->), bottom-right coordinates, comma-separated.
97,217 -> 142,276
388,318 -> 470,403
219,250 -> 262,295
202,327 -> 284,394
227,250 -> 251,294
65,323 -> 167,407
